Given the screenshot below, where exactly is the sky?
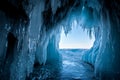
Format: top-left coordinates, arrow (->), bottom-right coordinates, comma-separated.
59,22 -> 95,49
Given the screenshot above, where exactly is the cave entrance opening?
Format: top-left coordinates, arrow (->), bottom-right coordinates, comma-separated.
59,26 -> 95,49
58,24 -> 95,79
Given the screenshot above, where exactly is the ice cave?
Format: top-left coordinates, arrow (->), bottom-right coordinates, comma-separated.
59,25 -> 95,49
0,0 -> 120,80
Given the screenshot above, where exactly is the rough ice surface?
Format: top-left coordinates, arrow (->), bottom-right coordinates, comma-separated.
0,0 -> 120,80
60,49 -> 94,80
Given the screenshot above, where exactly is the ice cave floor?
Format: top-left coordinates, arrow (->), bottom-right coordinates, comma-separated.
28,49 -> 95,80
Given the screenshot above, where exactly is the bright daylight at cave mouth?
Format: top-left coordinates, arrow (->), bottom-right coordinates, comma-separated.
0,0 -> 120,80
58,20 -> 96,79
59,20 -> 95,49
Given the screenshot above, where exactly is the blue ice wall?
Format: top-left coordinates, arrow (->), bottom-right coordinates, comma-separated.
0,0 -> 120,80
81,0 -> 120,79
2,1 -> 58,79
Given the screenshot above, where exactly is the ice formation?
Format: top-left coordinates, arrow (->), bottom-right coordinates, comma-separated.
0,0 -> 120,80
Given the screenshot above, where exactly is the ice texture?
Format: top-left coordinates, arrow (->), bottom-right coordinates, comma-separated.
0,0 -> 120,80
81,0 -> 120,79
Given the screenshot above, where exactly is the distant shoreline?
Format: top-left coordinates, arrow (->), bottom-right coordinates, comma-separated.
59,48 -> 88,50
59,48 -> 89,53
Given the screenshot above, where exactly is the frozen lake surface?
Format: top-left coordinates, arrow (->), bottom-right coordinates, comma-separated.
59,49 -> 95,80
29,49 -> 95,80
